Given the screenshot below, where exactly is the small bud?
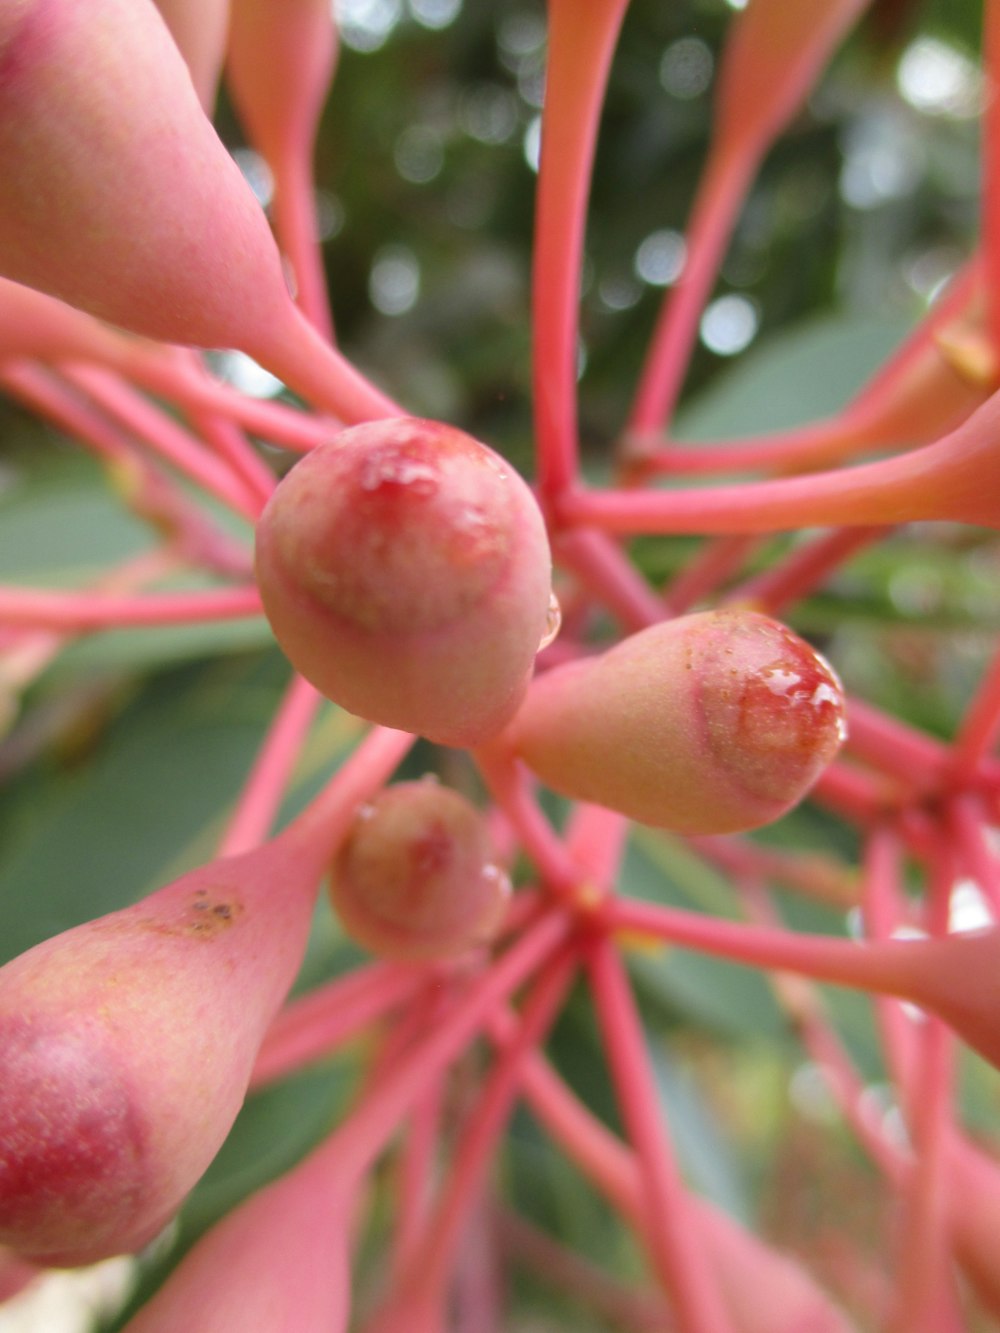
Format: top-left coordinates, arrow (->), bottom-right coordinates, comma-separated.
254,418 -> 554,747
503,609 -> 846,834
329,781 -> 510,961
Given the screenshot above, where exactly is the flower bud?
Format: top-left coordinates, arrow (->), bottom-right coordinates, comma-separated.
0,0 -> 291,350
0,828 -> 330,1267
329,780 -> 510,961
504,610 -> 846,834
254,418 -> 554,747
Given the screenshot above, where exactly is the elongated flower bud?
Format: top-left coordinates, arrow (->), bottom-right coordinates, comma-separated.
0,0 -> 291,350
154,0 -> 230,111
503,610 -> 846,834
123,1145 -> 356,1333
254,418 -> 554,747
329,780 -> 510,960
227,0 -> 336,170
0,827 -> 331,1266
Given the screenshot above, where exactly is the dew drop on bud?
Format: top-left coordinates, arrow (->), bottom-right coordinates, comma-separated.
538,591 -> 563,651
254,417 -> 553,748
328,780 -> 510,960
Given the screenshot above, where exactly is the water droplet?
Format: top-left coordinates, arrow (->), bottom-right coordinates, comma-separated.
538,591 -> 562,651
356,802 -> 376,821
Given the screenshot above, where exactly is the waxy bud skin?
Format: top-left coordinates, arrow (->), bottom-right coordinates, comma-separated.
0,830 -> 329,1268
504,609 -> 846,834
329,780 -> 510,961
254,418 -> 554,747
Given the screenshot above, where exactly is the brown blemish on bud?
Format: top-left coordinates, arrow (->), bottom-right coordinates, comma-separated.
136,890 -> 244,941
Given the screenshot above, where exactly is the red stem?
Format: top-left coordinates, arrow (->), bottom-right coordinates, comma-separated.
587,937 -> 736,1333
219,673 -> 322,857
533,0 -> 630,502
0,583 -> 262,631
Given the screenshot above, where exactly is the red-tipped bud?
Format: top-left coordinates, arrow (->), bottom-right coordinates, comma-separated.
329,780 -> 510,961
503,610 -> 846,834
0,828 -> 330,1267
254,418 -> 554,747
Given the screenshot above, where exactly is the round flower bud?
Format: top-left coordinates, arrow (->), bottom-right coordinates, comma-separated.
254,418 -> 554,748
503,609 -> 847,835
329,780 -> 510,960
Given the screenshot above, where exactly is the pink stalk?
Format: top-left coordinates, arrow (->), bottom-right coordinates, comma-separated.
731,528 -> 885,617
608,894 -> 1000,1073
0,363 -> 253,574
219,673 -> 323,857
947,795 -> 1000,913
559,384 -> 1000,535
368,949 -> 579,1330
0,548 -> 181,719
884,844 -> 962,1333
226,0 -> 338,339
0,278 -> 332,452
502,1039 -> 856,1333
497,1209 -> 670,1332
983,4 -> 1000,353
473,747 -> 583,899
389,1074 -> 446,1285
61,364 -> 263,519
812,760 -> 905,824
587,937 -> 735,1333
300,910 -> 572,1180
552,528 -> 665,632
859,827 -> 918,1090
628,0 -> 871,434
842,699 -> 1000,797
565,802 -> 630,890
629,266 -> 987,479
250,964 -> 421,1090
0,584 -> 261,632
949,640 -> 1000,778
688,835 -> 859,907
664,535 -> 760,616
532,0 -> 630,501
628,148 -> 756,436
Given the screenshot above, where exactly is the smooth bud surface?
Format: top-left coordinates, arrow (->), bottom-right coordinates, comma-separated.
0,830 -> 329,1267
329,780 -> 510,960
504,610 -> 846,834
254,418 -> 554,746
0,0 -> 292,349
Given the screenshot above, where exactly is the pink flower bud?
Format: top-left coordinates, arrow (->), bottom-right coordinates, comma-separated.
0,827 -> 330,1267
254,418 -> 554,747
0,0 -> 291,350
329,780 -> 511,961
503,610 -> 846,834
122,1147 -> 356,1333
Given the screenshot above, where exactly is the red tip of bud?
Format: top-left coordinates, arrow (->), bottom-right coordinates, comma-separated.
505,610 -> 846,834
